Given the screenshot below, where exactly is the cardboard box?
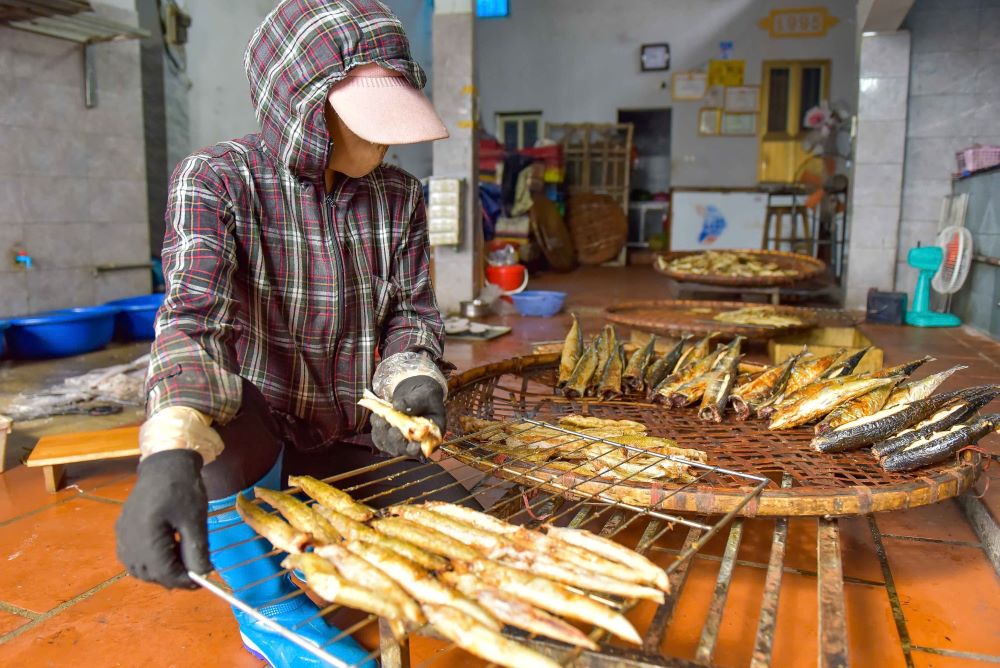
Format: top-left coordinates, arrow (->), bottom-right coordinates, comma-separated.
768,327 -> 883,374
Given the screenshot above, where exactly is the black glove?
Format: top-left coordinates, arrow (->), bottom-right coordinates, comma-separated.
371,375 -> 447,457
115,449 -> 212,589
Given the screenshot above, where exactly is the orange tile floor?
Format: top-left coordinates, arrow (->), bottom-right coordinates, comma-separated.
1,266 -> 998,667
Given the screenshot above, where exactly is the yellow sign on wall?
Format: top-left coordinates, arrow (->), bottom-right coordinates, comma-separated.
759,6 -> 839,38
707,60 -> 745,87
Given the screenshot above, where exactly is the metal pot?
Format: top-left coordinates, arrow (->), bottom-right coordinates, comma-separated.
459,299 -> 492,318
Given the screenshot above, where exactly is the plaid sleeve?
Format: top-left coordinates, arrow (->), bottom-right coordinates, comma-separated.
379,185 -> 445,362
145,157 -> 244,423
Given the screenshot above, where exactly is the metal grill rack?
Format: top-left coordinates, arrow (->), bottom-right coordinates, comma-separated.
192,420 -> 768,667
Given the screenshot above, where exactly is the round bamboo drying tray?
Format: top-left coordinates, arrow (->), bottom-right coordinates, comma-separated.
566,193 -> 627,265
654,249 -> 827,287
445,353 -> 984,517
605,299 -> 819,340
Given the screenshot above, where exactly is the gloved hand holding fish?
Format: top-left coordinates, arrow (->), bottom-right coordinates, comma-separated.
232,473 -> 671,667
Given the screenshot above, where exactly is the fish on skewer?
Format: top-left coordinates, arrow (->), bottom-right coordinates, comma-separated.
288,474 -> 374,521
882,364 -> 968,410
820,346 -> 873,379
499,551 -> 666,603
768,376 -> 897,430
558,415 -> 646,433
698,336 -> 743,422
563,339 -> 600,399
557,314 -> 584,388
344,539 -> 500,630
440,572 -> 599,650
309,504 -> 448,570
673,332 -> 717,374
645,335 -> 691,396
313,542 -> 425,627
545,526 -> 668,592
872,386 -> 1000,459
881,414 -> 1000,472
358,389 -> 442,457
253,487 -> 341,545
730,351 -> 803,420
282,553 -> 408,640
811,386 -> 989,452
370,517 -> 481,562
814,376 -> 903,434
235,494 -> 309,554
457,559 -> 642,645
589,327 -> 616,395
623,336 -> 656,392
598,343 -> 626,400
422,604 -> 562,668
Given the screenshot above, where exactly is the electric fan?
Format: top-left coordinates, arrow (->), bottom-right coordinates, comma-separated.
905,225 -> 973,327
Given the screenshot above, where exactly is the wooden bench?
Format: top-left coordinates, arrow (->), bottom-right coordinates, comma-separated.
25,426 -> 141,493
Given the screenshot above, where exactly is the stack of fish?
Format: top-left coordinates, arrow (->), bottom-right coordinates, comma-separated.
237,476 -> 671,668
458,414 -> 708,483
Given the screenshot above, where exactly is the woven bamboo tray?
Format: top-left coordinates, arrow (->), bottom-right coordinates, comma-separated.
605,299 -> 819,340
446,353 -> 985,517
654,249 -> 826,287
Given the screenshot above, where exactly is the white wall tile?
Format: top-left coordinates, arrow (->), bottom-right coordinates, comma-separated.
907,9 -> 981,55
0,271 -> 28,317
902,179 -> 950,223
975,50 -> 1000,96
849,206 -> 901,249
855,120 -> 906,164
896,220 -> 940,262
92,223 -> 151,265
907,94 -> 979,138
26,268 -> 96,312
95,269 -> 152,303
23,222 -> 95,270
846,247 -> 896,292
978,8 -> 1000,50
904,136 -> 975,181
860,32 -> 911,78
858,77 -> 910,121
910,51 -> 979,96
852,163 -> 904,207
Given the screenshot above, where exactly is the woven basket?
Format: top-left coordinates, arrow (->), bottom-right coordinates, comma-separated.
654,249 -> 827,287
566,193 -> 627,265
605,299 -> 820,340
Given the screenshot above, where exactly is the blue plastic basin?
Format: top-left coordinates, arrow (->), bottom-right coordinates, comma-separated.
510,290 -> 567,317
6,306 -> 117,359
104,293 -> 165,341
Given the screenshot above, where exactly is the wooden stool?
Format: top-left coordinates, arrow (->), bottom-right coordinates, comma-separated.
26,425 -> 140,493
762,205 -> 813,254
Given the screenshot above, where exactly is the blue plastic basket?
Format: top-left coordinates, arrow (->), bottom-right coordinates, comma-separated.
6,306 -> 117,359
104,293 -> 165,341
510,290 -> 567,317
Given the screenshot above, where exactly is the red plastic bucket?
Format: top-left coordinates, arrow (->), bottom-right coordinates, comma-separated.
485,264 -> 529,300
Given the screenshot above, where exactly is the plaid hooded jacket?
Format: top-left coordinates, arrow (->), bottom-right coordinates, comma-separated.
146,0 -> 444,448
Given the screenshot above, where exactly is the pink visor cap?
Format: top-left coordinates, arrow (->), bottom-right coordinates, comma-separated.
328,63 -> 449,145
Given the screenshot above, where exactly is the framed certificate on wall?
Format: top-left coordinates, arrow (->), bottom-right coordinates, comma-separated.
672,72 -> 708,100
724,86 -> 760,112
698,108 -> 721,135
720,112 -> 757,136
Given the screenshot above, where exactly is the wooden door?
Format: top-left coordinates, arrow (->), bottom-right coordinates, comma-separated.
758,60 -> 830,184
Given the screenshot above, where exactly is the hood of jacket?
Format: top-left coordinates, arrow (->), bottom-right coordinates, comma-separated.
244,0 -> 426,182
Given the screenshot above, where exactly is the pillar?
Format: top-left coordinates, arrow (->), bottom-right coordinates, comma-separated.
431,0 -> 481,314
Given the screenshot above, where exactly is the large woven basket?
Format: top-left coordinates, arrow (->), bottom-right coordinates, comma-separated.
654,249 -> 827,287
566,193 -> 627,265
605,299 -> 820,340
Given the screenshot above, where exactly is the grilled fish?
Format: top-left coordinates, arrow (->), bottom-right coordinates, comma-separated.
389,505 -> 510,554
312,505 -> 378,541
781,349 -> 845,396
666,371 -> 714,407
282,553 -> 408,640
499,551 -> 665,603
821,347 -> 873,379
811,386 -> 987,453
645,335 -> 691,395
655,347 -> 725,401
557,313 -> 584,387
458,559 -> 642,645
235,494 -> 309,554
288,474 -> 375,522
598,343 -> 626,400
253,487 -> 341,545
698,336 -> 743,422
344,539 -> 500,630
359,389 -> 442,457
558,415 -> 646,433
440,572 -> 599,650
422,603 -> 561,668
563,338 -> 600,399
589,326 -> 617,394
871,356 -> 935,379
623,336 -> 656,392
370,517 -> 481,562
882,364 -> 968,410
313,542 -> 425,627
872,386 -> 1000,459
545,526 -> 668,591
814,377 -> 902,434
731,352 -> 802,419
674,332 -> 717,374
881,414 -> 1000,472
768,377 -> 896,430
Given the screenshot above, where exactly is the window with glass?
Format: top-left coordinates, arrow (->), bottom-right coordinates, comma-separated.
496,112 -> 542,151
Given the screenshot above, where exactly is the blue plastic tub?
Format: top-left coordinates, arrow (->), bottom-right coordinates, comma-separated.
510,290 -> 567,317
6,306 -> 117,359
104,293 -> 165,341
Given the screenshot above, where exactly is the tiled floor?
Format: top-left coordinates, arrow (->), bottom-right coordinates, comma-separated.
0,265 -> 998,667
